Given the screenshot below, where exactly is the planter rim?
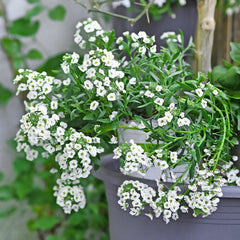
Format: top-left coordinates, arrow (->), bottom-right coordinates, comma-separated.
94,154 -> 240,199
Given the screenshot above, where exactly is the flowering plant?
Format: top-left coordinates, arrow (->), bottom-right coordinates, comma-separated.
14,18 -> 239,223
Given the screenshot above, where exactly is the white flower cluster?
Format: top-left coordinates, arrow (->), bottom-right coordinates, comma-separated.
53,128 -> 104,214
78,48 -> 124,108
113,140 -> 153,175
185,167 -> 226,217
222,156 -> 240,186
118,180 -> 183,223
14,69 -> 104,214
74,18 -> 104,49
14,69 -> 62,100
16,101 -> 62,161
116,30 -> 156,55
118,164 -> 228,223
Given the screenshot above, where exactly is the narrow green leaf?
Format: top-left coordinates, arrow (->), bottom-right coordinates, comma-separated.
1,37 -> 21,57
48,5 -> 66,21
97,118 -> 110,123
149,71 -> 160,82
9,18 -> 39,36
25,5 -> 44,18
33,216 -> 59,230
26,49 -> 43,60
0,83 -> 13,107
107,30 -> 115,50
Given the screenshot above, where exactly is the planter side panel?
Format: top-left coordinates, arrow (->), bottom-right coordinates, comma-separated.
104,181 -> 240,240
97,155 -> 240,240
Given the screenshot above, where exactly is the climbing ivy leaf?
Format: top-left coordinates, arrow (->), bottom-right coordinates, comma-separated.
25,5 -> 45,19
1,37 -> 21,57
33,216 -> 59,230
26,49 -> 44,60
48,5 -> 66,21
9,18 -> 40,36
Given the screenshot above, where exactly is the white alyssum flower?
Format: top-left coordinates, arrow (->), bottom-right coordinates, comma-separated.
201,99 -> 207,108
112,0 -> 130,9
109,111 -> 118,121
154,0 -> 166,7
195,88 -> 204,97
129,77 -> 136,85
107,93 -> 116,101
154,97 -> 164,106
90,101 -> 99,110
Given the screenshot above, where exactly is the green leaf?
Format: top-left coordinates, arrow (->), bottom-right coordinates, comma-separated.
28,189 -> 55,205
48,5 -> 66,21
37,171 -> 52,179
9,18 -> 39,36
37,53 -> 65,76
14,174 -> 33,199
97,118 -> 110,123
26,49 -> 43,60
13,57 -> 24,70
0,172 -> 3,181
0,83 -> 13,107
68,212 -> 85,226
13,157 -> 33,173
47,235 -> 64,240
1,37 -> 22,57
33,216 -> 59,230
0,10 -> 3,16
0,207 -> 17,218
212,65 -> 240,90
107,30 -> 115,50
224,90 -> 240,100
0,186 -> 14,201
83,112 -> 96,120
25,5 -> 44,18
230,42 -> 240,64
27,0 -> 40,3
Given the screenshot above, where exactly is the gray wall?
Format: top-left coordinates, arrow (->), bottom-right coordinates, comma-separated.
0,0 -> 96,239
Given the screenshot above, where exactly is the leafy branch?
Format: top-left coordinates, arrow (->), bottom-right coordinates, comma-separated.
74,0 -> 155,25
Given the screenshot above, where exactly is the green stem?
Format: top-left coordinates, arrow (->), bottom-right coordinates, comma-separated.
208,101 -> 228,173
173,127 -> 210,134
169,163 -> 192,190
198,129 -> 206,148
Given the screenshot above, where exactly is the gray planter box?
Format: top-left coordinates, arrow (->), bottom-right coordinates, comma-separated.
95,155 -> 240,240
